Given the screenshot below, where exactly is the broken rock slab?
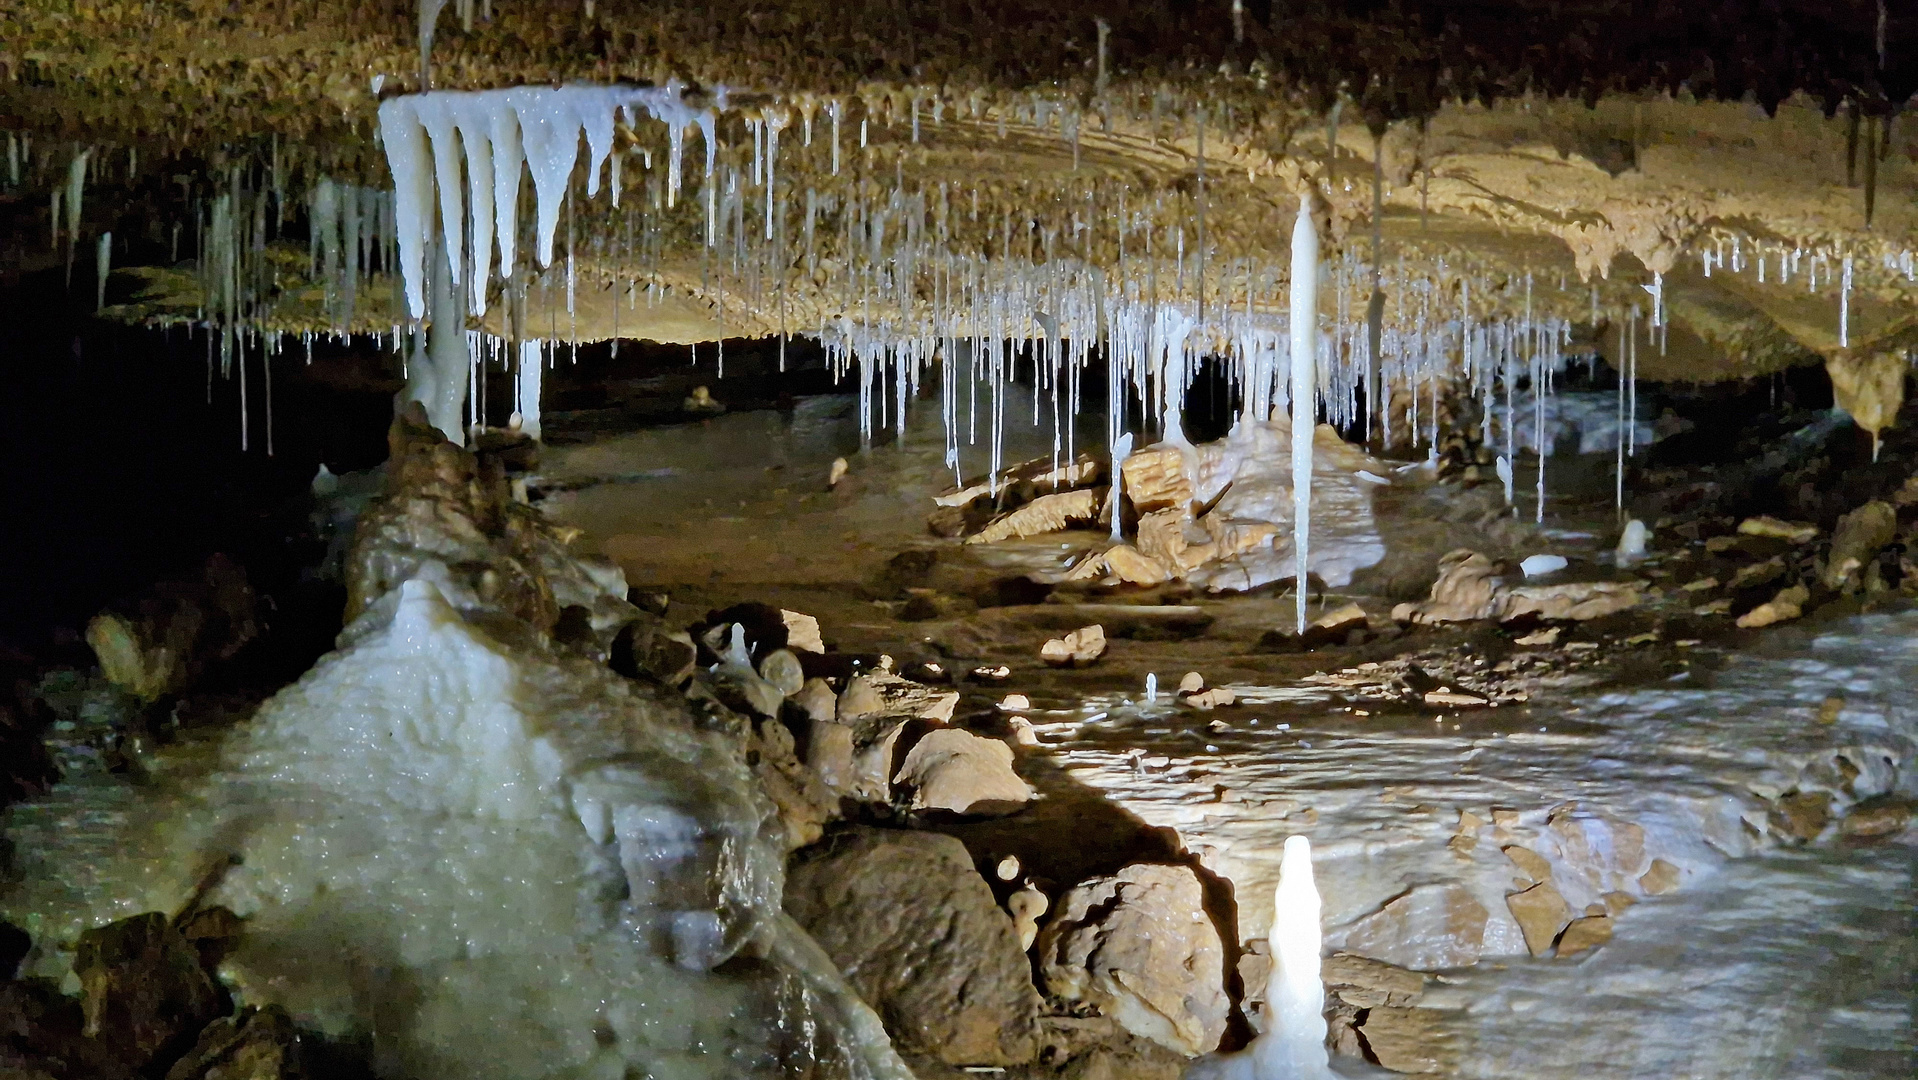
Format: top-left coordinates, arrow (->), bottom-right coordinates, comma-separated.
966,489 -> 1101,544
893,729 -> 1033,816
1038,864 -> 1229,1057
1329,882 -> 1490,971
784,827 -> 1042,1066
1505,881 -> 1575,957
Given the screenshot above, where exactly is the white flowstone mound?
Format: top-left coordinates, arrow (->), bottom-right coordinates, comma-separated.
6,572 -> 913,1080
1182,417 -> 1389,593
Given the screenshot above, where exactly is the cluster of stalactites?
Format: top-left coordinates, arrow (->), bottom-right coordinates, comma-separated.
377,82 -> 726,321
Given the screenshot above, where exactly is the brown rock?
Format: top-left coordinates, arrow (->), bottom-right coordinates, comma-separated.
1322,953 -> 1426,1009
1100,543 -> 1177,585
803,718 -> 857,795
161,1006 -> 301,1080
748,717 -> 838,850
1505,882 -> 1574,958
1038,864 -> 1229,1056
1499,580 -> 1641,622
1840,796 -> 1914,838
1737,516 -> 1818,544
892,729 -> 1033,815
780,609 -> 825,653
1392,550 -> 1504,624
1502,845 -> 1553,884
1554,914 -> 1613,957
73,913 -> 224,1071
784,828 -> 1041,1065
1333,883 -> 1489,971
1639,858 -> 1683,895
1769,790 -> 1832,842
1601,891 -> 1639,915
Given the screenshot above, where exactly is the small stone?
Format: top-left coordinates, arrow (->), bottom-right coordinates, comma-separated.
1490,809 -> 1522,830
1555,914 -> 1613,957
1007,716 -> 1040,745
804,719 -> 857,794
827,456 -> 849,488
1520,553 -> 1568,577
1730,556 -> 1786,590
1505,881 -> 1575,957
790,678 -> 837,725
1514,626 -> 1561,646
1423,689 -> 1488,707
1639,858 -> 1682,895
1185,687 -> 1236,710
996,855 -> 1022,881
1817,696 -> 1845,724
1736,583 -> 1809,628
1457,809 -> 1487,834
1041,624 -> 1108,666
1178,671 -> 1205,693
1823,501 -> 1896,590
1681,576 -> 1720,592
1601,891 -> 1639,915
1502,845 -> 1553,884
1737,516 -> 1818,544
999,693 -> 1031,710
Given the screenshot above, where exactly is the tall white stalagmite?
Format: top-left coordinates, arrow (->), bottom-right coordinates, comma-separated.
1289,194 -> 1319,633
1182,835 -> 1331,1080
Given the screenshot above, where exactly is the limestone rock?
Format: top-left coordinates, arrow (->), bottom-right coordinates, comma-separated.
1738,516 -> 1818,543
757,648 -> 805,697
85,555 -> 258,703
803,718 -> 857,795
966,489 -> 1100,544
1505,882 -> 1574,957
1038,864 -> 1229,1056
1730,556 -> 1787,590
747,716 -> 838,850
784,828 -> 1042,1065
1353,1005 -> 1446,1074
1008,884 -> 1048,951
1101,543 -> 1177,585
1545,808 -> 1650,894
1839,796 -> 1914,838
838,672 -> 960,725
1322,953 -> 1426,1009
790,678 -> 837,726
1392,550 -> 1504,624
1769,790 -> 1832,842
893,729 -> 1033,815
1823,501 -> 1896,590
1554,914 -> 1613,957
610,617 -> 697,687
1736,583 -> 1809,628
1502,845 -> 1553,884
1120,447 -> 1193,513
1499,580 -> 1641,622
1184,687 -> 1236,710
1041,624 -> 1108,667
1332,882 -> 1489,971
1639,858 -> 1683,895
161,1005 -> 300,1080
780,609 -> 825,653
73,913 -> 224,1071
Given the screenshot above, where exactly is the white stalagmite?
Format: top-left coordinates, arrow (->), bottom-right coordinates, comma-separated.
1289,194 -> 1318,633
1184,835 -> 1331,1080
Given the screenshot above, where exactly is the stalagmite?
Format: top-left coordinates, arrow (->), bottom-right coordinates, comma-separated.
1185,836 -> 1330,1080
94,231 -> 111,310
517,339 -> 544,440
1289,194 -> 1318,633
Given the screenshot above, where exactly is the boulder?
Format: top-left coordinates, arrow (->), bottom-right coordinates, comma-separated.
1499,580 -> 1640,622
893,729 -> 1033,815
1037,864 -> 1229,1056
85,555 -> 258,703
784,828 -> 1042,1065
1331,883 -> 1489,971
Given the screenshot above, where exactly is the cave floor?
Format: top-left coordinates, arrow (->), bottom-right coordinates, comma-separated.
538,395 -> 1918,1079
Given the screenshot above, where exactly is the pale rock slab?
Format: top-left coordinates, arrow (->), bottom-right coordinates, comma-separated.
1329,882 -> 1490,971
893,729 -> 1034,816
